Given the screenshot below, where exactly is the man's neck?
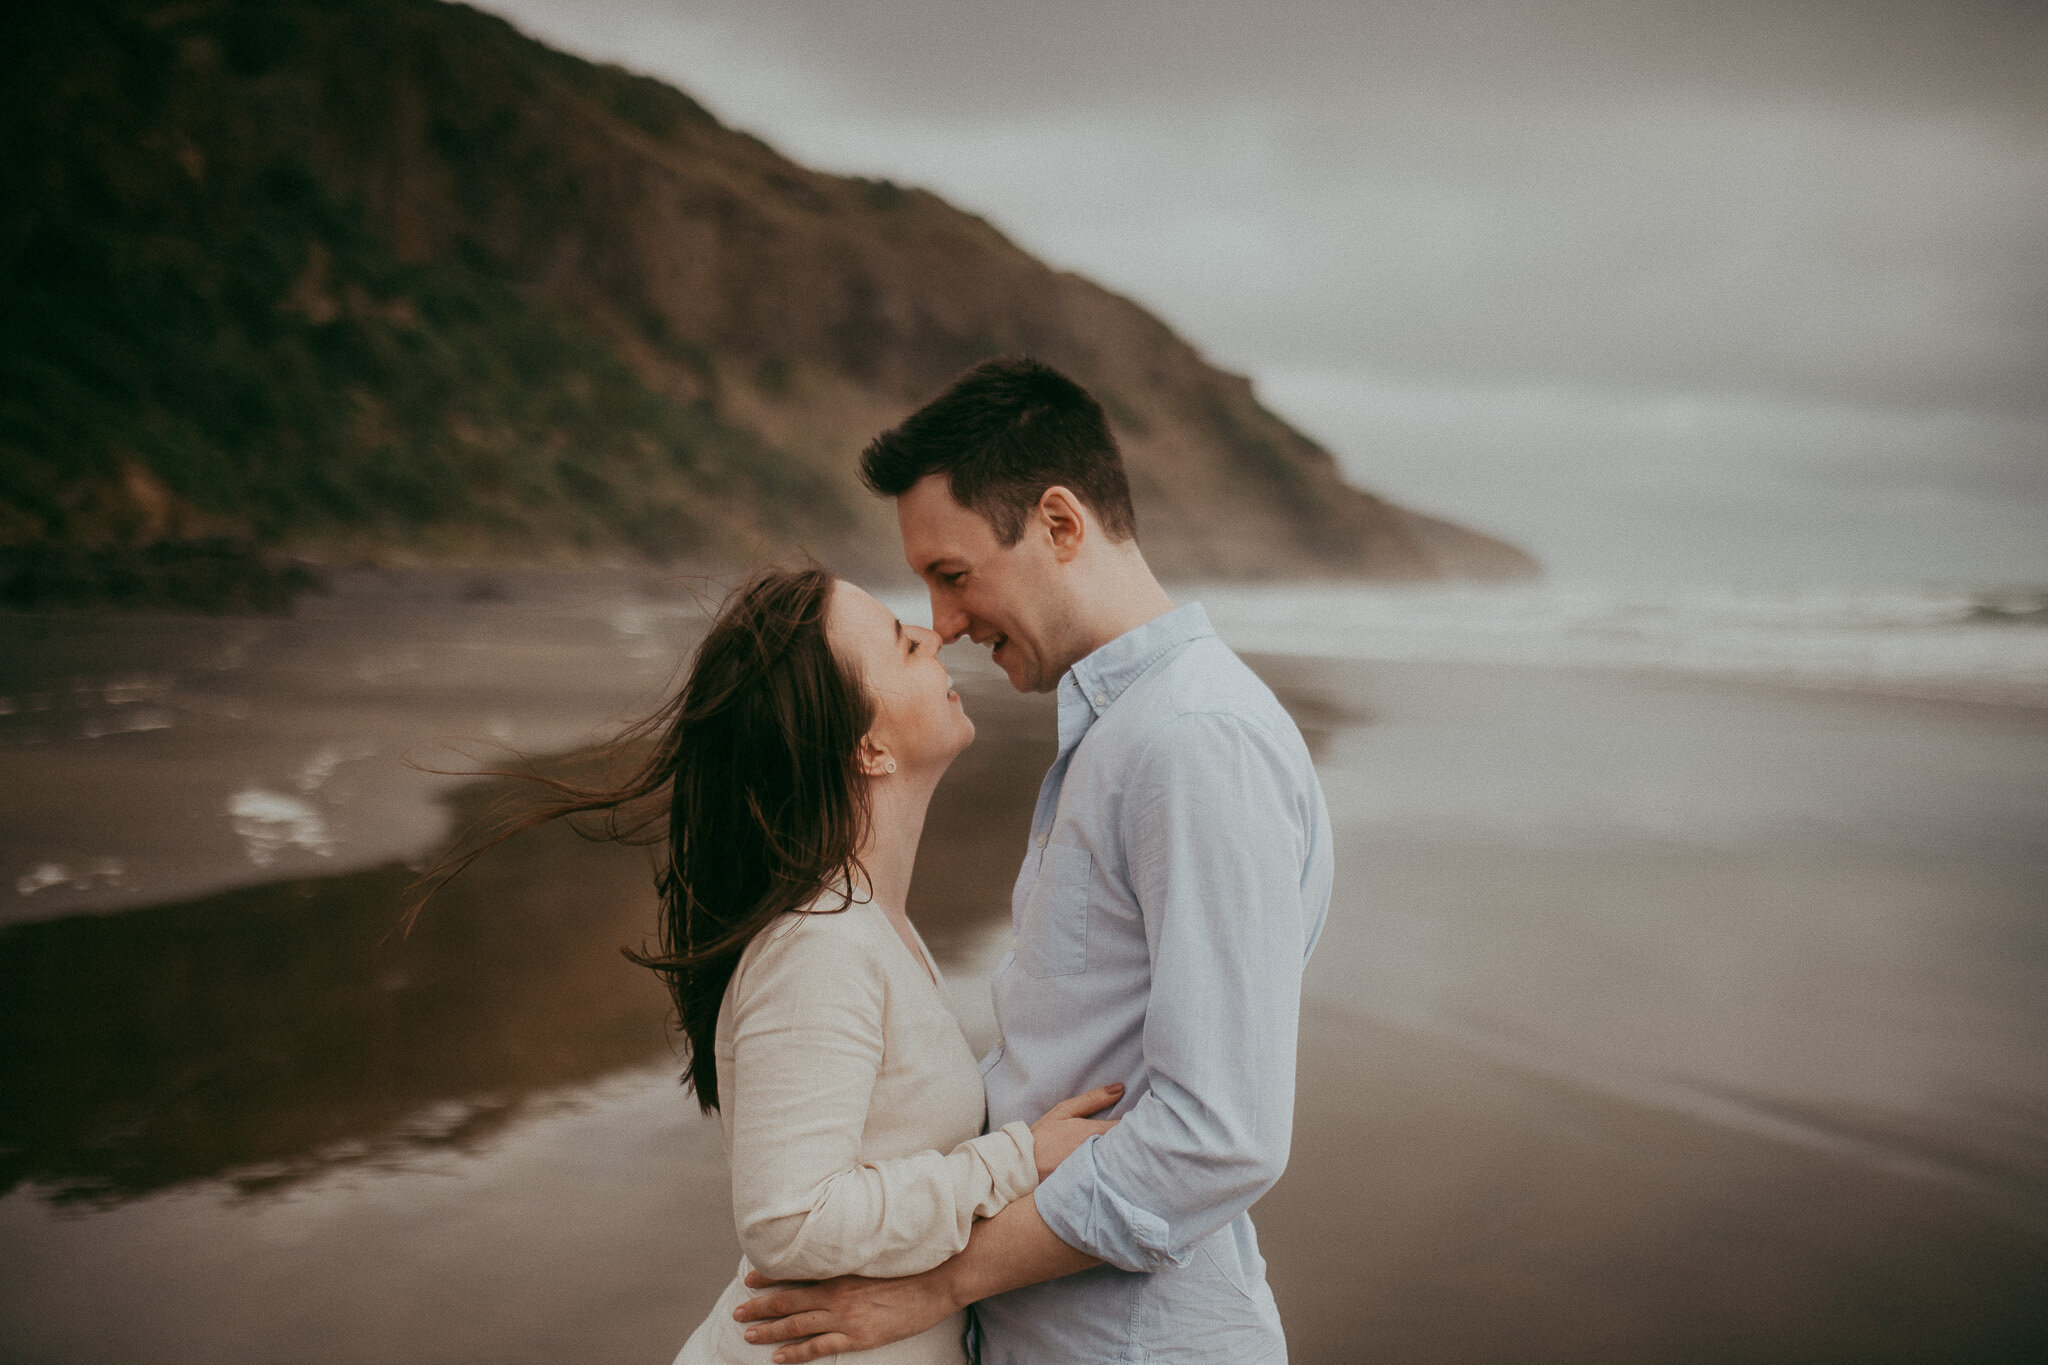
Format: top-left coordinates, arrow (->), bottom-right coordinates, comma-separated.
1060,548 -> 1177,672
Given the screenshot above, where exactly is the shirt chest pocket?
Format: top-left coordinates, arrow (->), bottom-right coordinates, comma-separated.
1019,842 -> 1093,978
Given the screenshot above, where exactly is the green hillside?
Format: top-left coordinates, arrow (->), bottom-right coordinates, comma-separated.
1,0 -> 1538,603
3,0 -> 845,569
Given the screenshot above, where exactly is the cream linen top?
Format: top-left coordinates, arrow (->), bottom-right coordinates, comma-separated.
674,895 -> 1038,1365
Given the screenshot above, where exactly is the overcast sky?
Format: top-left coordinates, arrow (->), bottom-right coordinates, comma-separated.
476,0 -> 2046,584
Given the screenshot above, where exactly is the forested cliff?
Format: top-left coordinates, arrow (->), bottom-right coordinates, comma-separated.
3,0 -> 1538,585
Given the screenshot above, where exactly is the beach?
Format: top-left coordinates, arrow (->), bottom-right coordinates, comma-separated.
3,575 -> 2045,1362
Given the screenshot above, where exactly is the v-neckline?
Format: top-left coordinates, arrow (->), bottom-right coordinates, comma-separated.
874,901 -> 942,990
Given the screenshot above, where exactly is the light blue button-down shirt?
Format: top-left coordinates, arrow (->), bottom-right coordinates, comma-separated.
975,602 -> 1333,1365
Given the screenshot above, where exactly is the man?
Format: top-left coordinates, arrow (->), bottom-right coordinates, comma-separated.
734,357 -> 1333,1364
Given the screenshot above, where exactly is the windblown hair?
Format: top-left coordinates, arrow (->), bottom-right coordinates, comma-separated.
860,356 -> 1138,545
409,564 -> 873,1112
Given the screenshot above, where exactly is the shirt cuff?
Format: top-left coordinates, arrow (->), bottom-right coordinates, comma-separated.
1032,1134 -> 1189,1274
966,1120 -> 1039,1211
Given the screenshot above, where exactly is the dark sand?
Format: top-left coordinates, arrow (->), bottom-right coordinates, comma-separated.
2,579 -> 2044,1363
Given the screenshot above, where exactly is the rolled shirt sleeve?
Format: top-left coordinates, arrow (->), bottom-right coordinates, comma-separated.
1032,710 -> 1310,1273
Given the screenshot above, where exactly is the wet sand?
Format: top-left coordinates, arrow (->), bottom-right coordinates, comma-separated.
2,581 -> 2045,1362
1269,658 -> 2048,1362
0,567 -> 713,924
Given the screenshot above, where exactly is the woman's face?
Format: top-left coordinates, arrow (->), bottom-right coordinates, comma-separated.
826,580 -> 975,778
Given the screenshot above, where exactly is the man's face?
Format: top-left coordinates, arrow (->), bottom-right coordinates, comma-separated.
896,473 -> 1070,693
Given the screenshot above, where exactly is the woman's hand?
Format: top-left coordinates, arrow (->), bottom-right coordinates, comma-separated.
1029,1082 -> 1124,1180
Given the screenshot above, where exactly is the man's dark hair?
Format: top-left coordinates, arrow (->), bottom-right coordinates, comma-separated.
860,357 -> 1138,545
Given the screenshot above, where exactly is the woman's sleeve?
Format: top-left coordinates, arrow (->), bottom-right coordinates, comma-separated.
723,917 -> 1038,1282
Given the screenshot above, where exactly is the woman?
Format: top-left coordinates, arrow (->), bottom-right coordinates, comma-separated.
432,564 -> 1116,1363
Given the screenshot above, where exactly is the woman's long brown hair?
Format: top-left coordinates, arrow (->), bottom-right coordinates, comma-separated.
410,564 -> 873,1111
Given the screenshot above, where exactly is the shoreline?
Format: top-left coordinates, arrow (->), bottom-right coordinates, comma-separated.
5,600 -> 2046,1362
6,574 -> 2041,918
1193,578 -> 2048,710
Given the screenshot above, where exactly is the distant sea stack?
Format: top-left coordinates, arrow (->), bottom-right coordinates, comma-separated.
2,0 -> 1538,584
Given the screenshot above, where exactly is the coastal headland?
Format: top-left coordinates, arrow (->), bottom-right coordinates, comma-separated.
5,0 -> 1535,606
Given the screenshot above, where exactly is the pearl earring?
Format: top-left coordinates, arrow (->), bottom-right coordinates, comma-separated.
884,760 -> 896,773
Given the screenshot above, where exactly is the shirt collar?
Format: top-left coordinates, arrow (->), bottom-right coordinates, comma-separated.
1056,601 -> 1215,749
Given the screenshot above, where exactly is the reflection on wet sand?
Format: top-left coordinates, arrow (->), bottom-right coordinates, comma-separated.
0,675 -> 1047,1210
1,782 -> 670,1204
0,653 -> 1049,1365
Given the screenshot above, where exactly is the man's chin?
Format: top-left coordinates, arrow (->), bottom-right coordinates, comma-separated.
995,654 -> 1043,693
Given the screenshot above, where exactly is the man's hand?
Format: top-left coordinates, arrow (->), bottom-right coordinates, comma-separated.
732,1266 -> 957,1364
737,1195 -> 1101,1361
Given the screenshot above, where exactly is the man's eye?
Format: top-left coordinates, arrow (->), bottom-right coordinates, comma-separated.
943,572 -> 965,586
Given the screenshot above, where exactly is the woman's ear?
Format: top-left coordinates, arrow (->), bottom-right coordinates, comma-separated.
857,734 -> 897,777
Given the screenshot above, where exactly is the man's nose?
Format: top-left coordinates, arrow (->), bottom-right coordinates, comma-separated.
928,591 -> 969,644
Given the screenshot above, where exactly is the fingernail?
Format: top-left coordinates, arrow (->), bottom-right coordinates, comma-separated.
1109,1082 -> 1124,1090
744,1330 -> 758,1342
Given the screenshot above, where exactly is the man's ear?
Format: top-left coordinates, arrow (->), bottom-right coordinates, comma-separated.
1037,486 -> 1087,563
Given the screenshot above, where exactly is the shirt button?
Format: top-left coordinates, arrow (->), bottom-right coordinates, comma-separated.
1093,692 -> 1108,706
1035,833 -> 1047,847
